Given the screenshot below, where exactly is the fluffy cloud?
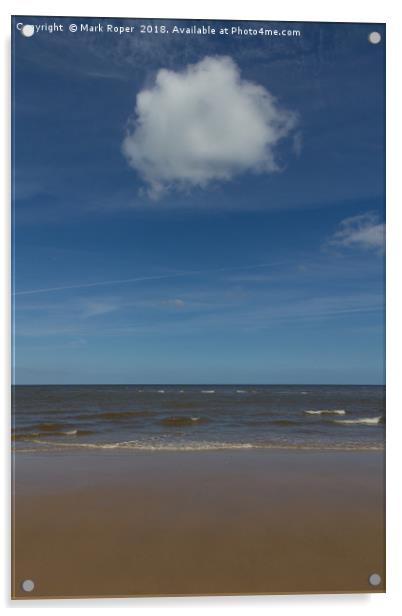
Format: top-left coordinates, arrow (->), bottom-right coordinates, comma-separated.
329,212 -> 385,252
122,56 -> 298,197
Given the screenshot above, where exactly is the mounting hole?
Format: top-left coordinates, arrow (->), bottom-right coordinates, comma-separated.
21,25 -> 35,37
368,572 -> 381,587
21,579 -> 35,592
368,32 -> 381,45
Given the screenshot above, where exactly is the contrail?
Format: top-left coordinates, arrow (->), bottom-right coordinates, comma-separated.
13,273 -> 188,296
13,261 -> 290,297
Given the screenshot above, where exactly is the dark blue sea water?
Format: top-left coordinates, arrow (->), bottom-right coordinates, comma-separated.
12,385 -> 385,452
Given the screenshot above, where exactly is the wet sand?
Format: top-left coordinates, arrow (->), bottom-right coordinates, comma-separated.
12,449 -> 385,599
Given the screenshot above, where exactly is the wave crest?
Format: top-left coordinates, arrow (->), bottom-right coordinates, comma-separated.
304,410 -> 346,415
334,416 -> 384,425
160,416 -> 207,427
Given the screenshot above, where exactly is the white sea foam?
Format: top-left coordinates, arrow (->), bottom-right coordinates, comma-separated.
31,439 -> 256,451
25,438 -> 384,452
304,410 -> 346,415
334,416 -> 383,425
157,390 -> 165,393
201,390 -> 215,394
236,390 -> 247,394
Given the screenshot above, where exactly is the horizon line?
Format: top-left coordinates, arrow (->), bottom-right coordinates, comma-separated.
11,383 -> 385,387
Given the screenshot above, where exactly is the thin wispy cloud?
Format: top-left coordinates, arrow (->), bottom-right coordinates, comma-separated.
13,273 -> 186,297
13,261 -> 290,297
122,55 -> 298,198
162,298 -> 185,308
16,289 -> 384,341
328,212 -> 385,253
81,300 -> 121,318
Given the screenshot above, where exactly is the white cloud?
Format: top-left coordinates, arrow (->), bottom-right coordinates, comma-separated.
82,300 -> 120,318
162,298 -> 185,308
122,56 -> 298,197
328,212 -> 385,252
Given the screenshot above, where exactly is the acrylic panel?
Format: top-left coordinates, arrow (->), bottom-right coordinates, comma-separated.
11,16 -> 385,599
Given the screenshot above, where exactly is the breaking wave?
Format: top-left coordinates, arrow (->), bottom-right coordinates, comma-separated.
334,416 -> 384,426
304,410 -> 346,415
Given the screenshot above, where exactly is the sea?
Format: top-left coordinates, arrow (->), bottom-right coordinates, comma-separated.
12,385 -> 385,453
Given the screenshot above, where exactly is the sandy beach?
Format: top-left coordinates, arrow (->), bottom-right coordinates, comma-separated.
12,449 -> 385,599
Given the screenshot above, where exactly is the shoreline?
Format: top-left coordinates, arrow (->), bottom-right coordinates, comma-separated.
12,442 -> 385,454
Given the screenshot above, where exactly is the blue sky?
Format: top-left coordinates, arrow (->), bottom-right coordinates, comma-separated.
12,17 -> 385,384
